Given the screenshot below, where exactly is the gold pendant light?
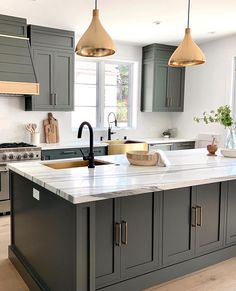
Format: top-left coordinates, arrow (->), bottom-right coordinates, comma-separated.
168,0 -> 205,67
75,0 -> 116,57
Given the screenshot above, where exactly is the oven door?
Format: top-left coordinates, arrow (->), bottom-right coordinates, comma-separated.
0,165 -> 9,201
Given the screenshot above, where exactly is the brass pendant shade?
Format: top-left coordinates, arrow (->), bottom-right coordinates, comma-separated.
168,0 -> 206,67
75,3 -> 116,57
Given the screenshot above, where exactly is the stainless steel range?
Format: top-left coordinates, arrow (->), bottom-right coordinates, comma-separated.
0,142 -> 41,214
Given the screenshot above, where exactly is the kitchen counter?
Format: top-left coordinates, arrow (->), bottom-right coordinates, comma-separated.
39,141 -> 108,150
8,148 -> 236,204
134,137 -> 196,144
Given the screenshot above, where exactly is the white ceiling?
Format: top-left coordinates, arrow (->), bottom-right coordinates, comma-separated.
2,0 -> 236,46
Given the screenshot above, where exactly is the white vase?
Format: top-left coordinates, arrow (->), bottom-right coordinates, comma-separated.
225,127 -> 236,149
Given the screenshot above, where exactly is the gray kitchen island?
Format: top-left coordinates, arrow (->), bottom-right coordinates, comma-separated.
8,149 -> 236,291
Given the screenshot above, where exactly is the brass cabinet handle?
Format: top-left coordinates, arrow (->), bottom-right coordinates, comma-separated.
196,206 -> 202,227
191,206 -> 197,227
115,223 -> 121,246
121,221 -> 128,245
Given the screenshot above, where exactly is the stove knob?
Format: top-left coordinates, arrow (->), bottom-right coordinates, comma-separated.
2,154 -> 7,161
23,153 -> 28,159
9,154 -> 14,160
17,154 -> 22,160
29,153 -> 34,159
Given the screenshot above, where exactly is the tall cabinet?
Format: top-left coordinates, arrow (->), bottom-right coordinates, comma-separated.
141,44 -> 185,112
25,25 -> 74,111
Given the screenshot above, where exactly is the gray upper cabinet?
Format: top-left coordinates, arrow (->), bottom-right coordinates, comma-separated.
25,25 -> 74,111
141,44 -> 185,112
0,14 -> 27,37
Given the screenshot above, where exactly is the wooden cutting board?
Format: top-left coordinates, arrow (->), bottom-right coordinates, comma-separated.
43,113 -> 60,143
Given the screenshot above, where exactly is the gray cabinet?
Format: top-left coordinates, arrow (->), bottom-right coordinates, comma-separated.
172,141 -> 195,150
163,183 -> 225,266
41,146 -> 107,160
95,193 -> 162,289
163,187 -> 195,266
25,25 -> 74,111
195,183 -> 225,255
226,180 -> 236,245
141,44 -> 185,112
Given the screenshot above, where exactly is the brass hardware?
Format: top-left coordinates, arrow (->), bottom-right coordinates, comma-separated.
0,81 -> 39,95
54,93 -> 57,105
196,206 -> 202,227
121,221 -> 128,245
191,206 -> 197,227
115,223 -> 121,246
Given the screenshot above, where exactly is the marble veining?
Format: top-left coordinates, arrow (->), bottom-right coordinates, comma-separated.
8,149 -> 236,204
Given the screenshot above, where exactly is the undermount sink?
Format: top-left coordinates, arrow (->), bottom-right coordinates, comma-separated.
107,140 -> 148,155
43,159 -> 112,170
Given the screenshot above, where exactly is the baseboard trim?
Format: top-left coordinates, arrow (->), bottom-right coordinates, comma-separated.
8,246 -> 48,291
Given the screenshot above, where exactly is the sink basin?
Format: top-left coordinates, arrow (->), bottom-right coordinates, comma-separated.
107,140 -> 148,155
43,159 -> 112,169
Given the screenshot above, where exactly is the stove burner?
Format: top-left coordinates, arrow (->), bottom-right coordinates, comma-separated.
0,142 -> 35,149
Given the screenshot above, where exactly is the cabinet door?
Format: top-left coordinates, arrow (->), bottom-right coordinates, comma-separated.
167,67 -> 185,112
120,193 -> 161,279
54,51 -> 74,111
153,62 -> 169,111
33,49 -> 54,110
226,181 -> 236,245
195,183 -> 225,255
163,187 -> 195,266
95,199 -> 120,288
141,62 -> 154,112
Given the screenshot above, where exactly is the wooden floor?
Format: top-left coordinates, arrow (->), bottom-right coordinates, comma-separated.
1,216 -> 236,291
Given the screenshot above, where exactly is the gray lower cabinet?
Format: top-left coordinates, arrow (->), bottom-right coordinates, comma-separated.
163,183 -> 225,266
141,44 -> 185,112
95,193 -> 162,289
41,146 -> 107,160
163,187 -> 195,266
195,183 -> 225,255
226,180 -> 236,245
25,25 -> 74,111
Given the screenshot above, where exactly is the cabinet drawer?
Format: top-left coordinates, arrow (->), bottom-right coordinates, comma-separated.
173,142 -> 195,150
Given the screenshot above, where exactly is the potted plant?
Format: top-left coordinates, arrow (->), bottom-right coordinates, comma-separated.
194,105 -> 236,149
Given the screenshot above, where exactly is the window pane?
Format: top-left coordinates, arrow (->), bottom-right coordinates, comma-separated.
72,107 -> 97,128
105,64 -> 129,86
75,61 -> 96,84
104,107 -> 128,128
75,84 -> 96,106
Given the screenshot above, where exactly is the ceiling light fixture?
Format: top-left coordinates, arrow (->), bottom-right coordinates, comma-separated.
168,0 -> 205,67
75,0 -> 116,57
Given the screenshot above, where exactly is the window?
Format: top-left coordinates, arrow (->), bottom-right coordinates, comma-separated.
72,60 -> 134,129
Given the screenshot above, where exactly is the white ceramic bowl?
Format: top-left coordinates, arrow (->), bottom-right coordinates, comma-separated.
221,148 -> 236,158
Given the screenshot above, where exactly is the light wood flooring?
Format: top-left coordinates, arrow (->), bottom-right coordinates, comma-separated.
1,215 -> 236,291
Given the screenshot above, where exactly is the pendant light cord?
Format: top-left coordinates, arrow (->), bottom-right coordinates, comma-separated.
95,0 -> 98,9
187,0 -> 191,28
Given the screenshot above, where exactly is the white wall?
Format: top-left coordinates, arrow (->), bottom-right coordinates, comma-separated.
0,42 -> 172,144
171,34 -> 236,145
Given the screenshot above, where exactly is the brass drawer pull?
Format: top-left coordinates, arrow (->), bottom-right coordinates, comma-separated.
196,206 -> 202,227
121,221 -> 128,245
191,206 -> 197,227
115,223 -> 121,246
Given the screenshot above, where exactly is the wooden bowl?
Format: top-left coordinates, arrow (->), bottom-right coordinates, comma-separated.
207,144 -> 218,156
126,151 -> 158,166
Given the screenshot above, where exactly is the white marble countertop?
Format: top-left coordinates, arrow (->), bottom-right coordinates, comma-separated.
8,149 -> 236,205
39,138 -> 195,150
40,141 -> 108,150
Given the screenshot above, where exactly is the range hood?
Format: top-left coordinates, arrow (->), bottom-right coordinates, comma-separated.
0,34 -> 39,95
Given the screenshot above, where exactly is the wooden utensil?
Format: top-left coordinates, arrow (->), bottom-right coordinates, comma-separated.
43,113 -> 59,143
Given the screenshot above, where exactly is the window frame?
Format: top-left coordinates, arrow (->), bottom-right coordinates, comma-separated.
73,59 -> 134,130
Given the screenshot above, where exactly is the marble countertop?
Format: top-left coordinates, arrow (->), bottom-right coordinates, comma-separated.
40,141 -> 108,150
8,149 -> 236,205
40,138 -> 195,150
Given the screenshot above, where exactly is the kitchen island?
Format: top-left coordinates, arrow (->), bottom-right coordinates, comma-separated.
8,149 -> 236,291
